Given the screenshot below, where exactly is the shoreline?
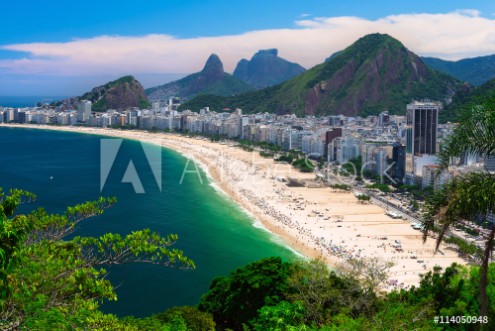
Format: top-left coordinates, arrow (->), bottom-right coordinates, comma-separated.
1,123 -> 467,290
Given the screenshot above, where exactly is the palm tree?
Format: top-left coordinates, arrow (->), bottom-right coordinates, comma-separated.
423,97 -> 495,316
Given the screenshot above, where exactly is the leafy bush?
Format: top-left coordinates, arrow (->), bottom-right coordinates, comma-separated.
259,151 -> 274,158
198,257 -> 291,330
366,183 -> 390,193
329,183 -> 351,191
155,306 -> 215,331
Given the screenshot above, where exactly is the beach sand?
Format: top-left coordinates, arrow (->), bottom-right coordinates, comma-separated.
2,124 -> 467,290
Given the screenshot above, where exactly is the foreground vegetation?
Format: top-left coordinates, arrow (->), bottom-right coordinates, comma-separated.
0,189 -> 195,330
423,97 -> 495,317
1,188 -> 494,330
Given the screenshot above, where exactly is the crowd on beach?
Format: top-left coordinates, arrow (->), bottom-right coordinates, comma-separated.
1,125 -> 466,291
152,135 -> 464,291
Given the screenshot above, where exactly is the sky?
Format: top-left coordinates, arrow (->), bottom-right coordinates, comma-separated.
1,0 -> 495,96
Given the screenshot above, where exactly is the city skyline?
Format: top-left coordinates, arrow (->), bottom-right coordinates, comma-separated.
1,1 -> 495,95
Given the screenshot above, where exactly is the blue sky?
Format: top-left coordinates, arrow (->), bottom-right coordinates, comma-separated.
1,0 -> 495,96
2,0 -> 494,43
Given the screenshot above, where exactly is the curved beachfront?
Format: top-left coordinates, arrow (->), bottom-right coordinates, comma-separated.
1,123 -> 466,290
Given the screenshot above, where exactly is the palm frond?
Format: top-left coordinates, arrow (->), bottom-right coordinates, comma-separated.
439,97 -> 495,170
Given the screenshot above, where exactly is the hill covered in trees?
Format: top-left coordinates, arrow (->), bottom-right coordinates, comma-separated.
181,34 -> 466,117
423,54 -> 495,86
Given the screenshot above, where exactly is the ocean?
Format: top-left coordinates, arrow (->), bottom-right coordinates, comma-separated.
0,126 -> 296,317
0,96 -> 69,108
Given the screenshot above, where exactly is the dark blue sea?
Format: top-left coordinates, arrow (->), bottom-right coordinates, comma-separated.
0,96 -> 69,108
0,126 -> 296,317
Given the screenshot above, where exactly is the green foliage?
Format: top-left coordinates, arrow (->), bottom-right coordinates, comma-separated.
80,75 -> 150,112
4,182 -> 495,330
259,151 -> 275,158
208,133 -> 226,142
0,189 -> 36,273
238,144 -> 254,152
443,80 -> 495,123
444,236 -> 480,257
423,172 -> 495,245
275,154 -> 294,163
146,68 -> 254,101
396,184 -> 427,199
356,194 -> 371,201
245,259 -> 495,330
341,156 -> 362,177
427,96 -> 495,317
74,230 -> 195,268
439,96 -> 495,169
199,74 -> 255,97
423,55 -> 495,86
288,259 -> 375,325
410,199 -> 419,212
0,188 -> 193,330
329,184 -> 351,191
292,158 -> 314,173
155,306 -> 216,331
139,98 -> 151,110
180,34 -> 463,117
400,264 -> 478,316
454,223 -> 480,237
361,300 -> 437,331
316,157 -> 325,169
198,257 -> 291,330
365,183 -> 390,193
250,301 -> 307,331
121,315 -> 167,331
258,141 -> 281,152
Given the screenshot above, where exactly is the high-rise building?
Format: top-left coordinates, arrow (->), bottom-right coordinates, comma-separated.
329,115 -> 343,127
4,108 -> 14,122
77,100 -> 92,123
378,111 -> 390,127
334,136 -> 359,164
392,143 -> 406,182
406,101 -> 440,179
17,111 -> 26,124
325,128 -> 342,158
373,150 -> 388,178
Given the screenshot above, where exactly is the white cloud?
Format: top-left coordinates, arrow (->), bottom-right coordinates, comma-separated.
1,9 -> 495,78
455,9 -> 481,17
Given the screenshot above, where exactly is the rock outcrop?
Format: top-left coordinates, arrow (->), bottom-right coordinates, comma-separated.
233,49 -> 305,89
146,54 -> 253,101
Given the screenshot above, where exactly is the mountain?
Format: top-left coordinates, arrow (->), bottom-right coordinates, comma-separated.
325,51 -> 342,62
80,76 -> 149,112
233,49 -> 305,89
54,75 -> 149,112
146,54 -> 253,101
180,34 -> 466,117
422,55 -> 495,86
442,78 -> 495,123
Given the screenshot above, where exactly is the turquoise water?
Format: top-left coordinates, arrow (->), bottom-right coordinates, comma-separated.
0,126 -> 296,317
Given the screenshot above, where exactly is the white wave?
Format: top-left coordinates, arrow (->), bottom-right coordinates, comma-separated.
233,202 -> 305,259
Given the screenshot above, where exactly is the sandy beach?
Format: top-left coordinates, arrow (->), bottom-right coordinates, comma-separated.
2,124 -> 467,290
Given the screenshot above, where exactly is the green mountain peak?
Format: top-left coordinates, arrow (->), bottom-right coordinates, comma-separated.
181,33 -> 466,117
